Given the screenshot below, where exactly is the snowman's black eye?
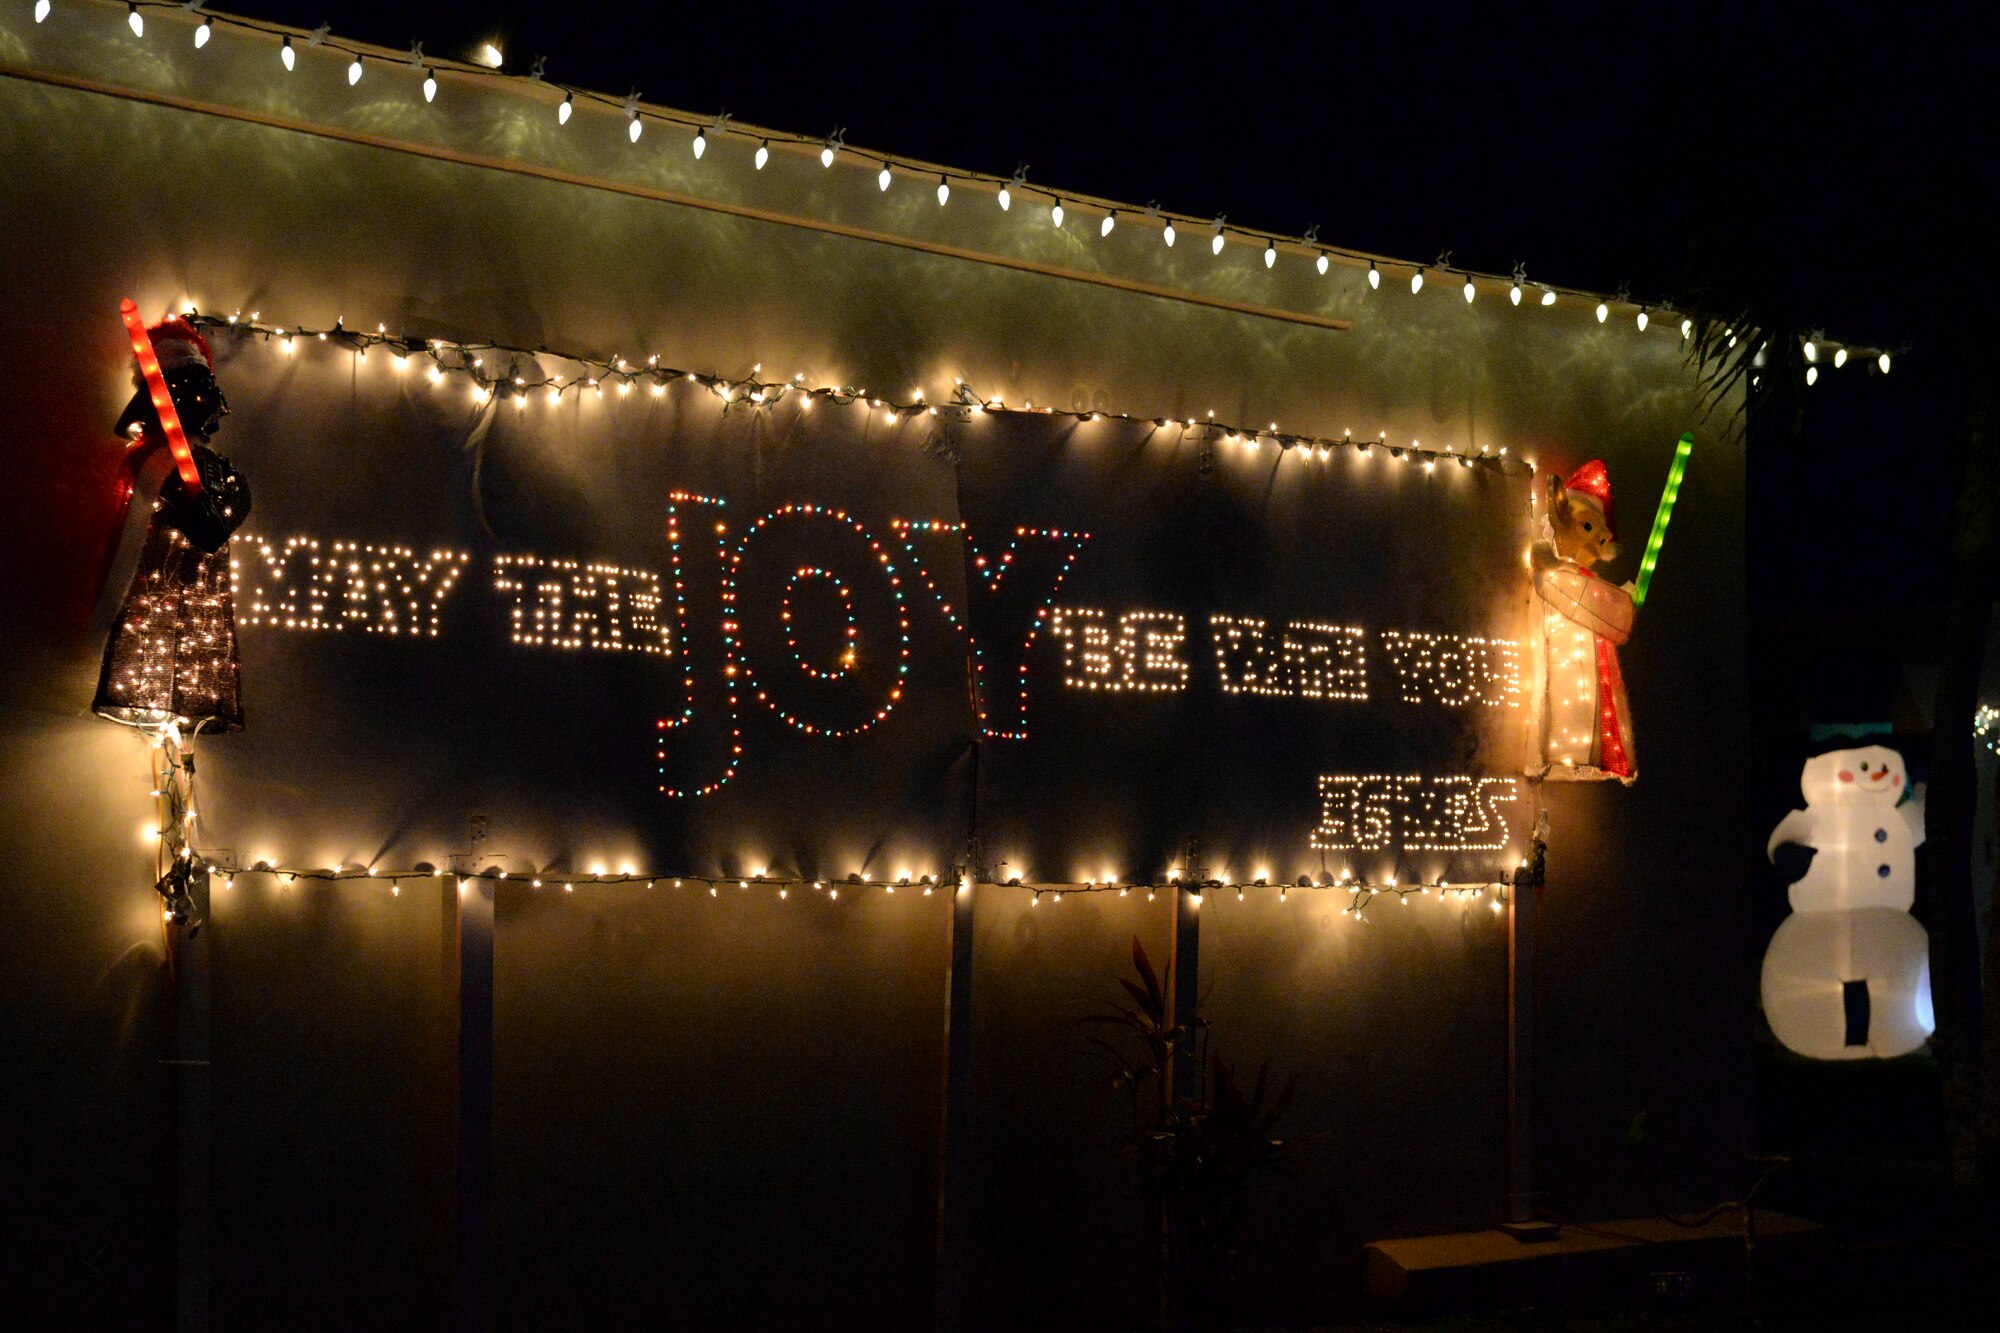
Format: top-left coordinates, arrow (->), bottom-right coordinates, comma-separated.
1860,762 -> 1871,771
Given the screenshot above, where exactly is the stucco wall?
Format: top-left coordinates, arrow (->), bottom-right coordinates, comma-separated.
0,8 -> 1748,1328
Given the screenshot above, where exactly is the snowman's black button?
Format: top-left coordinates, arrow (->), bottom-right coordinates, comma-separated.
1877,864 -> 1891,878
1875,828 -> 1888,842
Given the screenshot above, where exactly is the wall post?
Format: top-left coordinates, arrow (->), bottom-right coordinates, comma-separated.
933,874 -> 977,1331
456,878 -> 494,1331
173,873 -> 212,1332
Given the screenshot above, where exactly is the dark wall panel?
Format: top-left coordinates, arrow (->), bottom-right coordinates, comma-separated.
494,884 -> 949,1330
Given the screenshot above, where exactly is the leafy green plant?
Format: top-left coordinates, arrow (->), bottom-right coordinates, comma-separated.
1084,936 -> 1315,1332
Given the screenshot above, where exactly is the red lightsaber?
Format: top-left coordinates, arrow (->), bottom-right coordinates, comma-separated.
119,298 -> 204,492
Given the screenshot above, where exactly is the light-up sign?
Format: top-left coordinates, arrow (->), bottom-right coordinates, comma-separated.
195,344 -> 1542,886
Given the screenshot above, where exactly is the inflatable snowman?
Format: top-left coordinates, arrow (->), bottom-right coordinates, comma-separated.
1762,745 -> 1932,1059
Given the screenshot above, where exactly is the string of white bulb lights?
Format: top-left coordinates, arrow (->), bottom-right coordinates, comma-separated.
181,309 -> 1534,474
27,0 -> 1894,373
1974,703 -> 1999,754
205,862 -> 1516,919
134,724 -> 1517,926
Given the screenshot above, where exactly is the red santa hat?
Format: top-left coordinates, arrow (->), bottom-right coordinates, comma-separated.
1562,459 -> 1615,536
146,316 -> 215,376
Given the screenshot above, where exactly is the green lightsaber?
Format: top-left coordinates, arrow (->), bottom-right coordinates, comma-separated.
1630,432 -> 1693,608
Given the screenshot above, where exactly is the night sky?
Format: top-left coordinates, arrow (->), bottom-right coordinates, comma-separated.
212,1 -> 1990,610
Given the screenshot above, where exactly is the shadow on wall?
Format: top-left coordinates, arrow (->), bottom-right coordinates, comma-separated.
0,703 -> 177,1328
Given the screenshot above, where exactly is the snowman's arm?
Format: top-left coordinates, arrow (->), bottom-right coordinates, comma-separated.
1766,808 -> 1815,862
1902,783 -> 1927,846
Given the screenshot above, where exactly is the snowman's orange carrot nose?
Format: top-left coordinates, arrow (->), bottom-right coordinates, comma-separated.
119,299 -> 203,493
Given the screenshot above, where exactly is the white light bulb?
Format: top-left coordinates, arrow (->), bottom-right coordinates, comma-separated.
693,129 -> 706,159
558,93 -> 572,124
1101,212 -> 1116,238
820,143 -> 835,167
1878,351 -> 1891,374
1802,339 -> 1816,362
997,184 -> 1011,210
1595,300 -> 1608,323
1410,269 -> 1424,294
1510,282 -> 1522,305
348,57 -> 363,86
878,165 -> 891,191
195,19 -> 211,48
1680,317 -> 1692,338
281,37 -> 295,70
127,4 -> 142,37
1211,229 -> 1226,256
1050,199 -> 1064,226
1162,222 -> 1175,246
628,115 -> 643,143
1806,365 -> 1819,386
1541,287 -> 1557,306
1367,262 -> 1380,289
423,71 -> 437,102
1316,252 -> 1329,275
1264,243 -> 1277,268
1636,309 -> 1649,331
937,176 -> 950,206
754,140 -> 768,168
34,0 -> 49,24
1834,346 -> 1848,368
1463,277 -> 1476,303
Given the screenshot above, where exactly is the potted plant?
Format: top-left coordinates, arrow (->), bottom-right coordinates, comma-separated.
1084,936 -> 1316,1332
